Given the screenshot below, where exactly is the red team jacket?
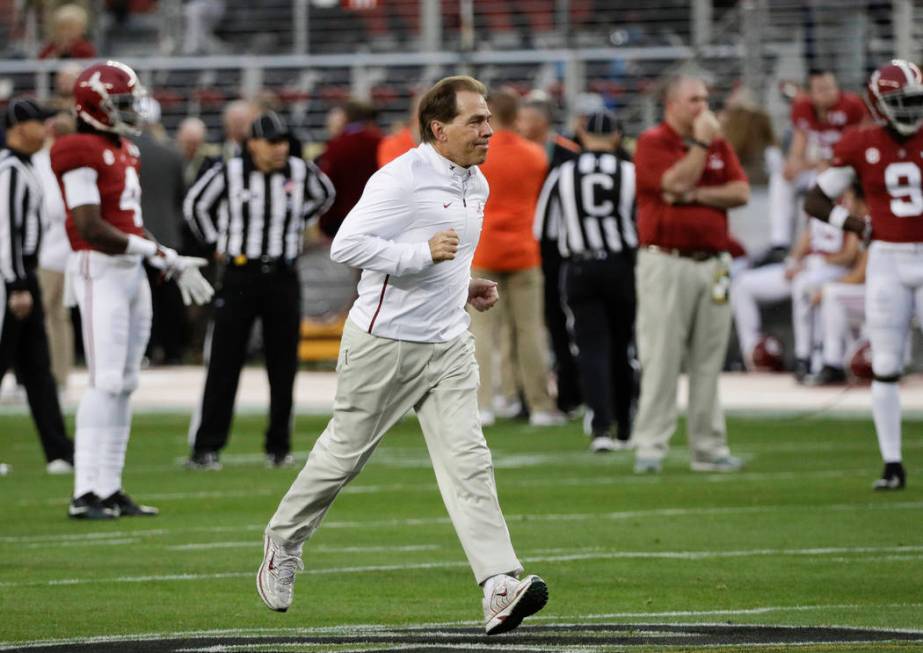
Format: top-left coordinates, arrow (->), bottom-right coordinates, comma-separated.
50,132 -> 145,251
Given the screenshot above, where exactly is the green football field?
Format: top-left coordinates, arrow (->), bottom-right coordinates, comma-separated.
1,411 -> 922,652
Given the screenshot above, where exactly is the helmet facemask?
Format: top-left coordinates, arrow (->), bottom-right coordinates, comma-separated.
879,86 -> 923,136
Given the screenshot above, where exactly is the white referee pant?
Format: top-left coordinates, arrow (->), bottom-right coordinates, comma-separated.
266,319 -> 523,585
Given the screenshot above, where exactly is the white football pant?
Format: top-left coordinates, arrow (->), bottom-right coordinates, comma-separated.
818,282 -> 865,368
768,168 -> 816,249
731,255 -> 848,367
68,251 -> 151,498
866,242 -> 923,464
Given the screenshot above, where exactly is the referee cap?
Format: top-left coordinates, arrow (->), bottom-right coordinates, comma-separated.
4,97 -> 56,129
250,111 -> 289,140
583,109 -> 622,135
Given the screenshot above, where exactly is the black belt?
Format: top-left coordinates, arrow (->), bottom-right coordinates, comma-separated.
645,245 -> 719,262
227,255 -> 296,273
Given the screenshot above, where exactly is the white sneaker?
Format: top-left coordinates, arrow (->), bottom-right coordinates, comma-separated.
483,574 -> 548,635
690,455 -> 744,473
479,409 -> 496,427
46,459 -> 74,475
528,410 -> 567,427
493,396 -> 522,419
590,435 -> 617,453
256,534 -> 304,612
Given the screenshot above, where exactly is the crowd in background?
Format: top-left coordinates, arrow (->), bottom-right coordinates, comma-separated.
0,53 -> 912,478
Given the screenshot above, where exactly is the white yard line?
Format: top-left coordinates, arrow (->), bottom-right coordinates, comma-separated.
168,542 -> 441,553
4,501 -> 922,546
3,545 -> 923,589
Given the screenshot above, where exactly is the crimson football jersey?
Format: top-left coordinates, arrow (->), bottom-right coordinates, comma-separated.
790,93 -> 866,160
51,132 -> 144,251
829,124 -> 923,243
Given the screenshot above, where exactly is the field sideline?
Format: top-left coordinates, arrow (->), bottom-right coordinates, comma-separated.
1,412 -> 922,652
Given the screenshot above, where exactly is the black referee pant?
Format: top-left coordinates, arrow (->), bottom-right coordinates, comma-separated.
563,252 -> 636,441
540,241 -> 582,413
192,260 -> 300,458
0,273 -> 73,463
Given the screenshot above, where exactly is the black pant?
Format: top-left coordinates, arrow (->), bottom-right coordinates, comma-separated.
0,275 -> 73,462
540,241 -> 582,413
146,268 -> 187,364
563,254 -> 636,440
192,263 -> 300,456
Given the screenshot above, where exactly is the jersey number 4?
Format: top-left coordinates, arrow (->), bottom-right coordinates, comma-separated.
885,162 -> 923,218
120,166 -> 143,227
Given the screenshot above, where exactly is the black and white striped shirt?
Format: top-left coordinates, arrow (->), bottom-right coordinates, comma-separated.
534,151 -> 637,258
0,148 -> 42,290
183,155 -> 335,260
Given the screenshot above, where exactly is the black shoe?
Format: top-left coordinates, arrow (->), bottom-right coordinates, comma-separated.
794,359 -> 811,383
68,492 -> 117,520
805,365 -> 847,386
101,491 -> 159,517
873,462 -> 906,491
185,451 -> 222,471
265,452 -> 295,468
754,245 -> 789,268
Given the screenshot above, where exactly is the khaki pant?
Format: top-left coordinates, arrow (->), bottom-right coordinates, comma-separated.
633,249 -> 732,463
267,320 -> 523,584
469,266 -> 554,413
37,268 -> 73,388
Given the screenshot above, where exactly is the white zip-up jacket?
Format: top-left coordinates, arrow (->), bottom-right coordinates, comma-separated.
331,143 -> 489,342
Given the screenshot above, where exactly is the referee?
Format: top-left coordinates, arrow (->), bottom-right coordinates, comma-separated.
534,110 -> 637,453
0,97 -> 74,471
183,111 -> 335,469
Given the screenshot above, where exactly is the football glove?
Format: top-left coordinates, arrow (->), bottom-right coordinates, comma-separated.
175,259 -> 214,306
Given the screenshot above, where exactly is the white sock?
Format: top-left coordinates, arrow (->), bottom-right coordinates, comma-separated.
73,387 -> 121,498
97,392 -> 132,499
872,380 -> 902,463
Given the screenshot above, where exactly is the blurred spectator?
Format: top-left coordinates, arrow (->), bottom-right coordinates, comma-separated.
471,89 -> 563,428
519,95 -> 582,415
38,4 -> 96,59
34,112 -> 76,390
182,0 -> 227,55
766,70 -> 865,259
731,214 -> 859,379
317,100 -> 382,238
49,62 -> 82,114
377,95 -> 420,167
176,117 -> 210,187
806,187 -> 869,386
133,100 -> 188,365
221,99 -> 258,161
324,105 -> 347,141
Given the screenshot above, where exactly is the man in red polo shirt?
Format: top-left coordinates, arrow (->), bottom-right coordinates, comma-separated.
632,74 -> 750,474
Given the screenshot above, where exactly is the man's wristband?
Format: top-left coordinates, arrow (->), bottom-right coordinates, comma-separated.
125,234 -> 159,257
828,205 -> 850,229
688,138 -> 710,150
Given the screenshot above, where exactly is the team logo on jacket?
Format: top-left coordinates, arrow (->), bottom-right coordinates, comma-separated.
865,147 -> 881,164
707,154 -> 725,170
103,149 -> 115,165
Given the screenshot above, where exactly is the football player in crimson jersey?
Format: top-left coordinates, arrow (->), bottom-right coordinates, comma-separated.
51,60 -> 213,519
805,59 -> 923,491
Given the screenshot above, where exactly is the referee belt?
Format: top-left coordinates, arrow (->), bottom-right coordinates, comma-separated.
228,254 -> 296,272
645,245 -> 719,262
